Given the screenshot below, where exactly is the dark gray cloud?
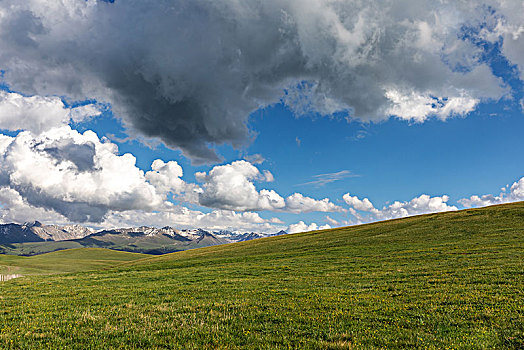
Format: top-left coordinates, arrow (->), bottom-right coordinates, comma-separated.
12,185 -> 108,223
43,140 -> 96,172
0,0 -> 518,163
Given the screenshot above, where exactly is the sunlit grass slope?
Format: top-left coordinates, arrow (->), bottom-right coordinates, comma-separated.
1,202 -> 523,349
0,248 -> 147,275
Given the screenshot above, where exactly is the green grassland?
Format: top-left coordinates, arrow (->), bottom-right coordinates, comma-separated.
1,202 -> 523,349
0,248 -> 147,275
0,240 -> 89,257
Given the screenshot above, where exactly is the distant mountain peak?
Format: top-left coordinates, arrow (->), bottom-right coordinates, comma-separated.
0,221 -> 290,255
24,220 -> 43,228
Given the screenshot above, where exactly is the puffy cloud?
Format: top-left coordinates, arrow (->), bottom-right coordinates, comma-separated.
459,176 -> 524,207
196,160 -> 285,211
509,177 -> 524,200
284,193 -> 343,213
379,195 -> 458,219
287,221 -> 330,234
196,160 -> 342,213
0,0 -> 513,162
0,124 -> 339,224
0,126 -> 163,222
0,187 -> 68,225
0,149 -> 287,231
459,194 -> 502,208
344,192 -> 458,222
385,89 -> 479,123
343,193 -> 375,211
0,188 -> 286,233
146,159 -> 184,194
0,91 -> 101,134
99,202 -> 286,233
0,88 -> 339,228
145,159 -> 201,203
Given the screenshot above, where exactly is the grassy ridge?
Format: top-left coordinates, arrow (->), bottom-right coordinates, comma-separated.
0,240 -> 85,256
0,203 -> 523,349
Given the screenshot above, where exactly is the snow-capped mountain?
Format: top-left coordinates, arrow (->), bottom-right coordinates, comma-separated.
213,229 -> 288,242
0,221 -> 94,244
0,221 -> 288,256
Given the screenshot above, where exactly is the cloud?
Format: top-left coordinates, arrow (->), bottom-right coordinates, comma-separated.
343,193 -> 375,211
99,202 -> 286,233
287,221 -> 330,234
0,123 -> 340,224
262,170 -> 275,183
0,89 -> 340,227
324,215 -> 339,226
0,0 -> 513,162
344,192 -> 458,222
385,89 -> 479,123
0,126 -> 163,222
299,170 -> 358,187
196,160 -> 341,213
284,193 -> 342,213
0,145 -> 288,231
459,176 -> 524,207
0,91 -> 101,134
243,154 -> 266,165
0,187 -> 68,225
0,188 -> 286,233
196,160 -> 285,211
378,195 -> 458,219
145,159 -> 201,203
489,2 -> 524,80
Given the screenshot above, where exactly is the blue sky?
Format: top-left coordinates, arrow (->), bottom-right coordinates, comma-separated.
71,88 -> 524,229
0,0 -> 522,232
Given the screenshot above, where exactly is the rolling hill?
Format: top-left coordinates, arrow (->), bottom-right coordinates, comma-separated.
0,202 -> 523,349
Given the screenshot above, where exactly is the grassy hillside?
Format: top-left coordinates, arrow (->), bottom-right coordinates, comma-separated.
1,202 -> 523,349
0,248 -> 147,275
0,240 -> 85,256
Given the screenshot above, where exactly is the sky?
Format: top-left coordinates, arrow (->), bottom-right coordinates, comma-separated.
0,0 -> 523,233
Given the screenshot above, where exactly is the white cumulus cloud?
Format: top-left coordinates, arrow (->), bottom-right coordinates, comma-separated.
343,193 -> 375,212
344,192 -> 458,222
287,221 -> 331,234
459,176 -> 524,207
98,202 -> 286,233
196,160 -> 342,213
385,89 -> 479,123
196,160 -> 286,211
0,126 -> 163,222
284,193 -> 343,214
145,159 -> 201,203
0,91 -> 101,134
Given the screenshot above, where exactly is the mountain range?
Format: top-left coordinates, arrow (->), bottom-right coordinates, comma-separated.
0,221 -> 287,256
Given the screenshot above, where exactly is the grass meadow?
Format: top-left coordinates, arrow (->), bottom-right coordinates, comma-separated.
0,202 -> 523,349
